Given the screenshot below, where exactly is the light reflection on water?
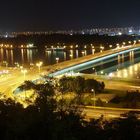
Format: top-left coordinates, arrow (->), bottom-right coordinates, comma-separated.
0,48 -> 95,67
112,63 -> 140,79
100,50 -> 140,79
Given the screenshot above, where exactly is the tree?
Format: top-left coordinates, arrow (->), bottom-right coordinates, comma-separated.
103,112 -> 140,140
73,76 -> 85,95
84,79 -> 104,93
18,80 -> 35,91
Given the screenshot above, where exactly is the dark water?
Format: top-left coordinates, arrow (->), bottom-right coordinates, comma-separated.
0,48 -> 96,67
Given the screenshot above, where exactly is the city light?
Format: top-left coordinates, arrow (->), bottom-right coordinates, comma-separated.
91,89 -> 95,108
36,61 -> 43,74
56,57 -> 59,63
21,69 -> 27,81
118,32 -> 122,35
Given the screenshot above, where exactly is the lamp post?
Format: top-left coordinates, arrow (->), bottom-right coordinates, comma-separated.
82,51 -> 85,56
92,67 -> 96,74
69,54 -> 73,59
109,45 -> 112,49
91,89 -> 95,108
21,69 -> 27,81
123,42 -> 126,45
21,69 -> 27,99
56,57 -> 59,64
36,61 -> 43,75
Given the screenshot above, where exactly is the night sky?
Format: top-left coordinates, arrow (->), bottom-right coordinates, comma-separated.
0,0 -> 140,32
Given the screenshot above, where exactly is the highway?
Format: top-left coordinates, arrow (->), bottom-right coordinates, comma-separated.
83,106 -> 140,119
0,68 -> 40,98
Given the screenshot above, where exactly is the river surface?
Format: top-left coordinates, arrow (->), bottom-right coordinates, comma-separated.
0,48 -> 96,67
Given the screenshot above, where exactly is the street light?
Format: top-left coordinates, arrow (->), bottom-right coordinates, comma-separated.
101,71 -> 104,74
36,61 -> 43,75
69,54 -> 73,59
21,69 -> 27,81
15,62 -> 19,68
109,45 -> 112,48
21,69 -> 27,99
82,51 -> 85,56
91,89 -> 95,108
20,66 -> 23,70
100,46 -> 104,52
123,42 -> 126,45
92,67 -> 96,74
56,57 -> 59,64
134,40 -> 137,44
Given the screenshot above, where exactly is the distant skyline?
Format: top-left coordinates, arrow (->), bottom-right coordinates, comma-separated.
0,0 -> 140,32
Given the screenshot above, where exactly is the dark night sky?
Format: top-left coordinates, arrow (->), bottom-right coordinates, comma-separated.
0,0 -> 140,32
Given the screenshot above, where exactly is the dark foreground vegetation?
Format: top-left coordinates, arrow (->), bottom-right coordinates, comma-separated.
0,92 -> 140,140
1,76 -> 140,140
111,90 -> 140,108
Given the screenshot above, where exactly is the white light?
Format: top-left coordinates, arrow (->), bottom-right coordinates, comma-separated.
118,32 -> 122,35
101,71 -> 104,74
108,73 -> 113,77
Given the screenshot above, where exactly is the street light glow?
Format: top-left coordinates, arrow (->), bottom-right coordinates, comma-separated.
56,57 -> 59,63
36,61 -> 43,74
21,69 -> 27,81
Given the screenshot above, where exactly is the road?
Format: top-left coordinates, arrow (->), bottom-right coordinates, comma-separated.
0,68 -> 40,98
83,106 -> 140,119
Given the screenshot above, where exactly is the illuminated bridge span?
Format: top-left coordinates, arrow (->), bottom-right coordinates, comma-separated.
49,45 -> 140,77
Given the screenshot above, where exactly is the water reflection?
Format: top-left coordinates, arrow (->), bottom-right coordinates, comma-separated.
112,62 -> 140,79
27,49 -> 33,63
10,50 -> 14,65
0,49 -> 14,65
70,50 -> 74,59
130,51 -> 134,64
64,51 -> 66,60
0,48 -> 4,61
0,47 -> 94,67
118,54 -> 121,68
76,50 -> 79,58
92,48 -> 95,54
122,53 -> 124,64
21,49 -> 25,63
111,50 -> 139,79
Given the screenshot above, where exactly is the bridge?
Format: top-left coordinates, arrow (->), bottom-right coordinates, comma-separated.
5,43 -> 140,96
48,44 -> 140,77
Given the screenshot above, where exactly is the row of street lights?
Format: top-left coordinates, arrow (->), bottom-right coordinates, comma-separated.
36,61 -> 43,75
20,61 -> 43,100
21,61 -> 43,81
